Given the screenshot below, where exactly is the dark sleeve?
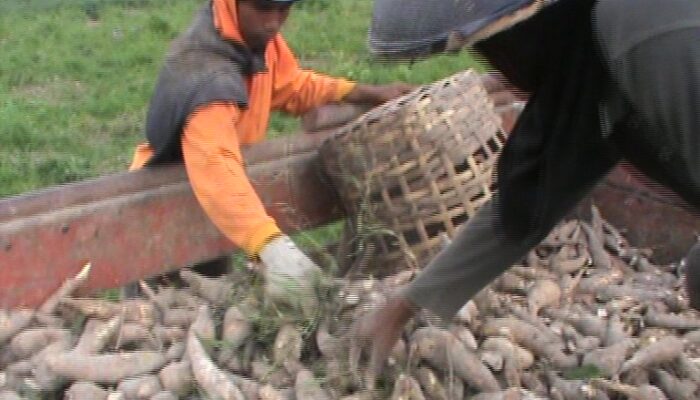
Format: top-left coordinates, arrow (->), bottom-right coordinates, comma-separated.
402,196 -> 546,320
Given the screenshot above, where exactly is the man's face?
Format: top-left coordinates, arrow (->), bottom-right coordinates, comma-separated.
236,0 -> 292,51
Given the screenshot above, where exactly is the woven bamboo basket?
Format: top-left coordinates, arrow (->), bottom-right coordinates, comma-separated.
320,69 -> 507,277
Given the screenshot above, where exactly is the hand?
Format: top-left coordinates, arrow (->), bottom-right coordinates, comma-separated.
344,82 -> 417,106
348,294 -> 417,389
258,235 -> 322,319
480,71 -> 530,102
480,71 -> 528,134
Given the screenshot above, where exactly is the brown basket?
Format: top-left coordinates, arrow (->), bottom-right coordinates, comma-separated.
320,69 -> 506,277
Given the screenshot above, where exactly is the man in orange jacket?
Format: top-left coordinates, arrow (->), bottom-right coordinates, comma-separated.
130,0 -> 412,315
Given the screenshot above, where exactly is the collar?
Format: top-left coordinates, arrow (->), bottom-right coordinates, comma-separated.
213,0 -> 246,44
212,0 -> 268,74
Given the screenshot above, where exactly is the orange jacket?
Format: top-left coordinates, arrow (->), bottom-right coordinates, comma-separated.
131,0 -> 355,256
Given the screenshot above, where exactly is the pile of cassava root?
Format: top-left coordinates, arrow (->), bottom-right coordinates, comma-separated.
2,206 -> 700,400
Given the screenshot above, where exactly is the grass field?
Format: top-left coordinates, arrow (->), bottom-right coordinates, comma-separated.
0,0 -> 483,198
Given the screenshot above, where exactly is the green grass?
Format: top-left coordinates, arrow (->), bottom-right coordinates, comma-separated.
0,0 -> 482,197
562,364 -> 605,380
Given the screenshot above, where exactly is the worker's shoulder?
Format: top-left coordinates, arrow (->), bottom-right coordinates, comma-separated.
594,0 -> 700,59
159,23 -> 249,80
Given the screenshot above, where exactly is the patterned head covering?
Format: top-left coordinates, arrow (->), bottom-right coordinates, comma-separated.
369,0 -> 546,59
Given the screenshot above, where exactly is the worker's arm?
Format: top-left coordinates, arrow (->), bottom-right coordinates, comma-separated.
181,103 -> 281,256
400,196 -> 543,320
350,152 -> 615,384
350,196 -> 546,387
270,37 -> 414,115
270,37 -> 356,115
182,103 -> 321,317
342,82 -> 417,105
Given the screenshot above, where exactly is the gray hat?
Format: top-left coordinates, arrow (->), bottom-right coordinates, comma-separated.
368,0 -> 546,60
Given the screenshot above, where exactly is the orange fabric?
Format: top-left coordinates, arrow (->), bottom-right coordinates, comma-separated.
212,0 -> 245,43
181,104 -> 282,255
130,0 -> 356,256
129,143 -> 153,171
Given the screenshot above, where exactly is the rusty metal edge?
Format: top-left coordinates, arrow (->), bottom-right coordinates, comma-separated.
0,144 -> 343,308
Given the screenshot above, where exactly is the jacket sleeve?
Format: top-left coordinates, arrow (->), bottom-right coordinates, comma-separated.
270,36 -> 356,115
181,102 -> 282,256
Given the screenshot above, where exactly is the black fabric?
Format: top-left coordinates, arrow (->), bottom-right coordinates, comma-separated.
476,0 -> 620,240
608,27 -> 700,211
684,241 -> 700,309
145,2 -> 267,165
595,0 -> 700,210
594,0 -> 700,64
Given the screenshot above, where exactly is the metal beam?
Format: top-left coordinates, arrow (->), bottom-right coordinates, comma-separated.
0,132 -> 343,308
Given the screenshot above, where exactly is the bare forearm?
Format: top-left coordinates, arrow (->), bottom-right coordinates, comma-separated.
343,83 -> 415,105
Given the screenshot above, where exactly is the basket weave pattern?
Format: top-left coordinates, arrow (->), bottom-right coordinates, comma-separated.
320,70 -> 506,276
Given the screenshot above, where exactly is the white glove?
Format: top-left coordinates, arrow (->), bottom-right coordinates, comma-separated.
259,235 -> 321,318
